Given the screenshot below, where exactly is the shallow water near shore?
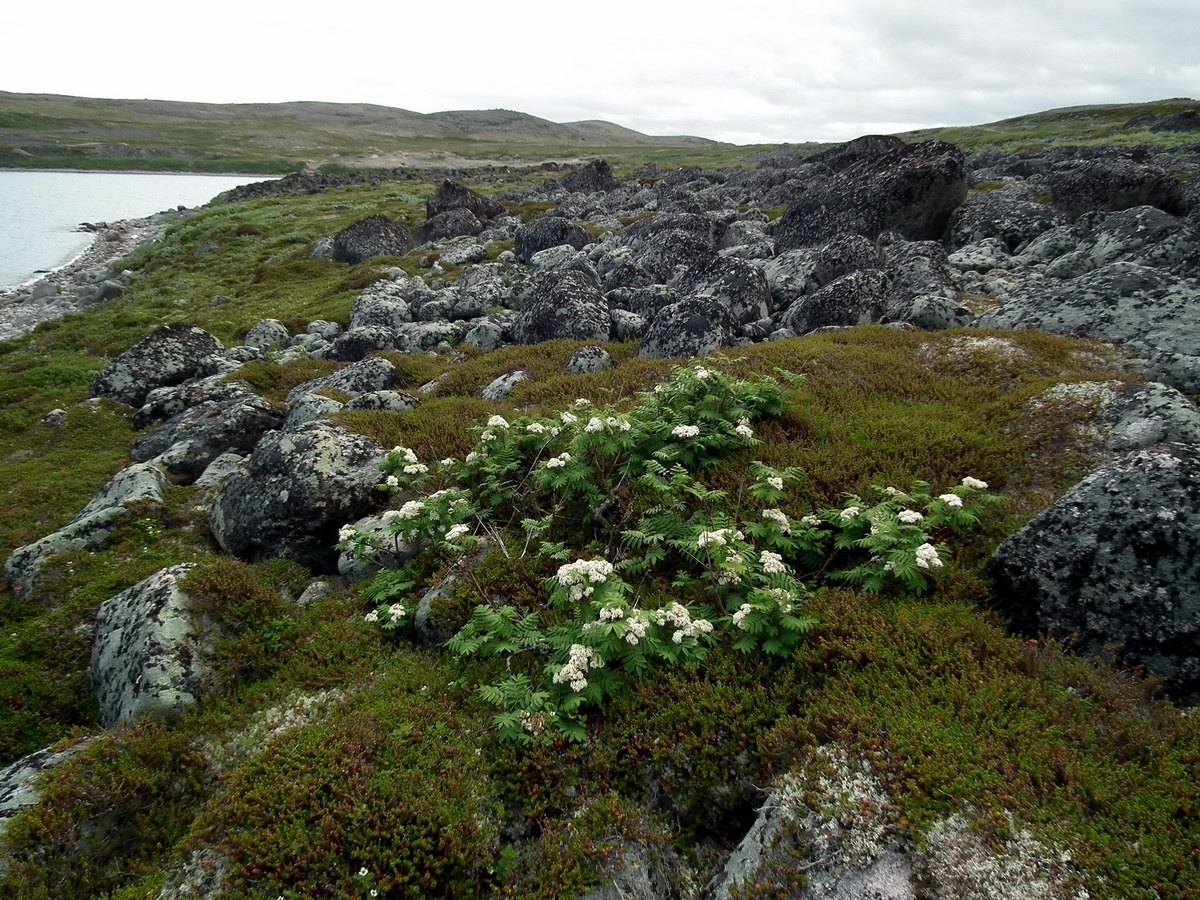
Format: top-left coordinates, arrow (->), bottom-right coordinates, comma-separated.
0,170 -> 272,290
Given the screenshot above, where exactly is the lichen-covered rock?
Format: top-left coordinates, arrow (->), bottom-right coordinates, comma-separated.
90,564 -> 211,727
343,390 -> 420,413
329,326 -> 398,362
90,323 -> 223,407
194,452 -> 246,491
632,229 -> 717,285
426,179 -> 506,222
778,269 -> 890,336
883,239 -> 957,318
5,462 -> 168,599
514,270 -> 610,344
674,256 -> 771,326
988,444 -> 1200,702
947,191 -> 1069,251
286,357 -> 401,404
561,159 -> 617,193
331,214 -> 415,264
908,294 -> 974,331
0,739 -> 93,841
420,207 -> 484,243
337,513 -> 414,579
514,217 -> 591,263
974,263 -> 1200,391
1080,205 -> 1200,275
1046,158 -> 1184,219
401,320 -> 465,352
133,375 -> 255,429
810,232 -> 884,288
772,137 -> 967,249
760,248 -> 821,310
567,346 -> 613,374
283,393 -> 345,431
622,212 -> 724,251
130,395 -> 283,484
242,318 -> 291,350
480,370 -> 529,400
209,422 -> 386,571
948,238 -> 1012,273
639,295 -> 734,358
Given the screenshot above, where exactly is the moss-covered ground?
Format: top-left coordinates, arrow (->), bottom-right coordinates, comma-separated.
0,163 -> 1196,899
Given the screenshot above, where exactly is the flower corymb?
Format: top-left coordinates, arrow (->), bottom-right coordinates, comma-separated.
672,424 -> 700,438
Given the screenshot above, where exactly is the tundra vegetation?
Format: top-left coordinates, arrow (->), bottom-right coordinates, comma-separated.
0,112 -> 1198,899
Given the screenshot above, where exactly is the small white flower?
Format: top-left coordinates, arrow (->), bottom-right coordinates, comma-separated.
961,476 -> 988,490
767,476 -> 784,491
732,603 -> 754,628
440,457 -> 455,467
840,506 -> 861,521
480,430 -> 496,442
403,447 -> 419,464
915,542 -> 944,569
385,475 -> 400,488
387,603 -> 407,619
525,422 -> 546,434
694,367 -> 711,380
381,510 -> 401,520
735,424 -> 754,439
364,610 -> 379,623
898,509 -> 924,524
884,486 -> 907,498
573,398 -> 590,406
359,867 -> 370,878
403,463 -> 428,475
445,523 -> 470,541
585,417 -> 604,433
654,383 -> 665,393
338,525 -> 356,542
760,551 -> 787,575
487,415 -> 510,428
762,508 -> 792,534
561,410 -> 578,424
672,424 -> 700,438
801,514 -> 822,527
397,500 -> 424,519
939,493 -> 964,509
465,451 -> 479,463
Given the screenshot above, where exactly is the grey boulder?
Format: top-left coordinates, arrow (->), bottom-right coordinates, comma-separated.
778,269 -> 890,336
639,295 -> 734,358
90,323 -> 223,408
331,214 -> 415,264
514,217 -> 591,263
514,270 -> 611,344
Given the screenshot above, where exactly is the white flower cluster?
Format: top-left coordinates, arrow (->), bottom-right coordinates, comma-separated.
444,523 -> 470,541
840,506 -> 862,521
801,514 -> 822,527
465,451 -> 479,463
897,509 -> 924,524
403,463 -> 428,475
386,603 -> 406,620
961,476 -> 988,490
480,430 -> 497,442
735,424 -> 754,439
396,500 -> 424,519
556,558 -> 615,601
440,457 -> 456,467
697,527 -> 743,548
652,601 -> 714,644
553,643 -> 602,692
694,367 -> 711,380
561,410 -> 578,424
487,415 -> 510,428
939,493 -> 964,509
766,587 -> 795,612
915,542 -> 944,569
519,710 -> 547,734
385,475 -> 400,488
392,446 -> 420,464
732,603 -> 754,628
884,486 -> 906,498
607,416 -> 632,432
718,569 -> 741,586
761,508 -> 792,534
338,525 -> 356,542
585,417 -> 604,433
672,424 -> 700,438
525,422 -> 546,434
767,476 -> 784,491
760,551 -> 787,575
573,398 -> 591,406
545,451 -> 572,469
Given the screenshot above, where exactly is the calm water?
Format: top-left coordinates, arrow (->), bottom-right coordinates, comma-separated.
0,171 -> 273,290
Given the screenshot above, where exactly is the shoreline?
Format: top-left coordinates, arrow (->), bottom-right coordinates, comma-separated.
0,166 -> 284,178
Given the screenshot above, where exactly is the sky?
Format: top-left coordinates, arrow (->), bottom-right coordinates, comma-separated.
4,0 -> 1198,144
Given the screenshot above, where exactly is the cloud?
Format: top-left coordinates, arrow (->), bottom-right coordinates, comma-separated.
1,0 -> 1196,144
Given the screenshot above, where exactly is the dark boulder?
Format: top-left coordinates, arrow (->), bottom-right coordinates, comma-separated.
778,269 -> 890,336
513,270 -> 610,344
329,327 -> 399,362
632,230 -> 718,285
771,138 -> 967,249
1045,159 -> 1184,219
988,445 -> 1200,702
674,256 -> 771,326
1080,206 -> 1200,276
130,395 -> 284,484
947,191 -> 1069,251
286,356 -> 401,404
90,324 -> 223,408
426,180 -> 506,221
809,232 -> 883,289
419,208 -> 484,243
331,214 -> 415,264
883,239 -> 957,319
639,296 -> 734,358
561,159 -> 617,193
209,421 -> 386,572
133,375 -> 256,429
622,212 -> 724,251
514,217 -> 591,263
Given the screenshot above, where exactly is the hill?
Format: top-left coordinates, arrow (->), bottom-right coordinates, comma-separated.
0,91 -> 719,174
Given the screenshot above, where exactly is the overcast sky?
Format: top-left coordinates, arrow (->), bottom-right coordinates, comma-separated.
4,0 -> 1197,144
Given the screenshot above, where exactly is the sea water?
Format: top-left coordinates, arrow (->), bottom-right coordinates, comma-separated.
0,170 -> 273,290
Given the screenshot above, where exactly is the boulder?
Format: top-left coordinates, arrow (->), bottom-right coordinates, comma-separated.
285,357 -> 399,406
772,137 -> 967,249
90,323 -> 223,408
988,444 -> 1200,701
947,191 -> 1069,251
209,421 -> 387,571
329,327 -> 398,362
426,180 -> 506,221
1081,206 -> 1200,275
130,395 -> 284,484
632,229 -> 717,285
337,513 -> 415,580
133,375 -> 256,429
974,263 -> 1200,391
480,370 -> 529,401
514,217 -> 591,263
462,320 -> 504,351
331,214 -> 415,264
5,463 -> 169,600
1046,159 -> 1184,219
342,390 -> 420,413
638,295 -> 734,358
401,321 -> 465,352
420,208 -> 484,243
778,269 -> 890,336
283,393 -> 345,431
809,232 -> 884,289
567,346 -> 613,374
0,739 -> 94,840
674,256 -> 771,326
622,212 -> 723,251
513,270 -> 611,344
242,318 -> 292,351
760,248 -> 820,310
883,239 -> 957,319
561,159 -> 617,193
90,564 -> 213,727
